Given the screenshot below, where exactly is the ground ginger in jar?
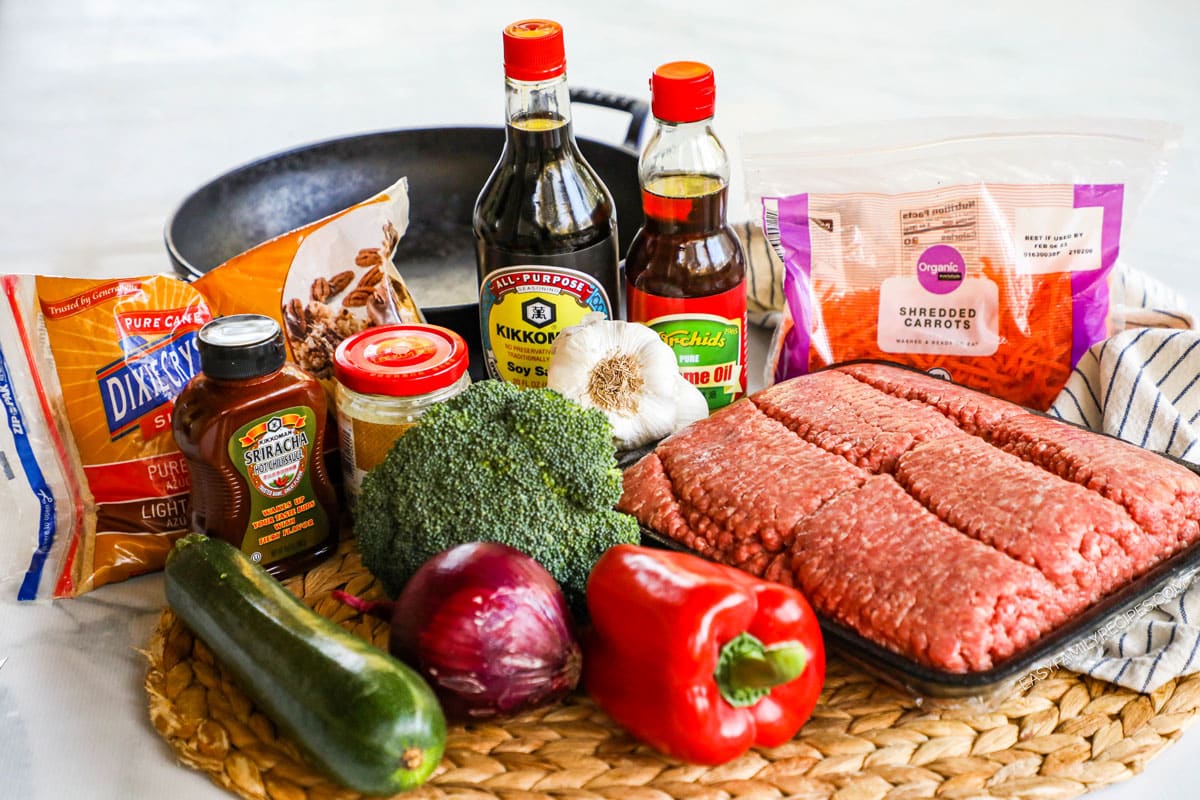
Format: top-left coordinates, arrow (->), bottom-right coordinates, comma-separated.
333,324 -> 470,510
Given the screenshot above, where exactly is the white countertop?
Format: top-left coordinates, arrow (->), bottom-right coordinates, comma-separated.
2,1 -> 1199,798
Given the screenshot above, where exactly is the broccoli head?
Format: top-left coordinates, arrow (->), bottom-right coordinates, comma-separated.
354,379 -> 639,611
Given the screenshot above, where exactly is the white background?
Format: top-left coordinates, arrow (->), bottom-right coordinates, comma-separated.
2,1 -> 1199,798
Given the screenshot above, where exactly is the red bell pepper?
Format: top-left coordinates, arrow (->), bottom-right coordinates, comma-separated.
584,544 -> 825,765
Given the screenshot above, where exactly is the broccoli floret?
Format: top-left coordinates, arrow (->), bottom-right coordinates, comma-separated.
354,379 -> 639,611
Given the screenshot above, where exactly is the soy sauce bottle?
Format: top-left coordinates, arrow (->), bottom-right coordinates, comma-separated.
473,19 -> 620,388
625,62 -> 747,411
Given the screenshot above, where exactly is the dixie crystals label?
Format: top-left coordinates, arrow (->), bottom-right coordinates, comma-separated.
479,266 -> 613,388
228,405 -> 330,566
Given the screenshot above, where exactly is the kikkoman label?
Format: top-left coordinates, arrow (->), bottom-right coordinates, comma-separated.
229,405 -> 330,566
479,265 -> 613,388
627,282 -> 747,412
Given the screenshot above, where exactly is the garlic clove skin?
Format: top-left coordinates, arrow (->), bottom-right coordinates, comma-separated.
672,374 -> 709,432
547,314 -> 687,451
545,313 -> 607,400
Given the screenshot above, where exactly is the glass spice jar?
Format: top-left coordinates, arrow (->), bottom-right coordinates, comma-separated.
333,324 -> 470,511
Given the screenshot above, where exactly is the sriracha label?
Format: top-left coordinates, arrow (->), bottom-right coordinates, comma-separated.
627,281 -> 747,411
229,405 -> 330,566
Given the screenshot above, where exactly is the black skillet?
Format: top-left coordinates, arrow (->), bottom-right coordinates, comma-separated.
165,90 -> 648,378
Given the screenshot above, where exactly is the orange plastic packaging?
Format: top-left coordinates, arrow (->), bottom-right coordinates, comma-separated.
36,275 -> 211,595
744,119 -> 1177,410
195,177 -> 422,392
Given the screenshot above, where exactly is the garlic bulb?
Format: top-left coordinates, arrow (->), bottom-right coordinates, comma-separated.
672,373 -> 709,431
548,314 -> 707,450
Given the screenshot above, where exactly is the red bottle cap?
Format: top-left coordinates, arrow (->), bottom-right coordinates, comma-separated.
503,19 -> 566,82
650,61 -> 716,123
334,324 -> 469,397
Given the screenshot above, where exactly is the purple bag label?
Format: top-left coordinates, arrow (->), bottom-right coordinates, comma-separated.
762,182 -> 1125,387
1070,184 -> 1123,368
763,195 -> 814,382
917,245 -> 966,295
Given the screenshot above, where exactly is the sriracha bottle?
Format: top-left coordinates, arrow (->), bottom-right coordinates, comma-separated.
624,62 -> 747,411
173,314 -> 339,579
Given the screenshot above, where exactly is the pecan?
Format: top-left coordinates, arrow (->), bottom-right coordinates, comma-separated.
328,270 -> 354,295
367,284 -> 392,327
311,277 -> 332,302
284,298 -> 307,339
357,265 -> 384,289
342,287 -> 374,308
355,248 -> 384,268
381,221 -> 400,254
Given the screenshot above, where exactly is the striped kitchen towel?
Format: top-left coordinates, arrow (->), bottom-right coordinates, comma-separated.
1049,267 -> 1200,693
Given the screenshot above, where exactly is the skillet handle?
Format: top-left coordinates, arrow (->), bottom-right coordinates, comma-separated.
569,88 -> 650,152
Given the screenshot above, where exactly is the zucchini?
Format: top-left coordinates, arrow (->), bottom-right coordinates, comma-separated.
164,534 -> 446,795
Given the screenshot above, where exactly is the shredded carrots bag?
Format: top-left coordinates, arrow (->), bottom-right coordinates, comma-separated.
744,119 -> 1176,409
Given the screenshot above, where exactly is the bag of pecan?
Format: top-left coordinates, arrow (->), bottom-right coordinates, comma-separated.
194,177 -> 422,390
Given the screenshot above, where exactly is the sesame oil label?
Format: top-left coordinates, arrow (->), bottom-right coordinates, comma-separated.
627,282 -> 747,411
229,405 -> 330,566
479,265 -> 613,388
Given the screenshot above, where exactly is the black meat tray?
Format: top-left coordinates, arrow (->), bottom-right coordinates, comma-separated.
630,359 -> 1200,701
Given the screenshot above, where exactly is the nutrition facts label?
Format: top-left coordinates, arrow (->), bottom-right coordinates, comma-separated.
900,197 -> 978,264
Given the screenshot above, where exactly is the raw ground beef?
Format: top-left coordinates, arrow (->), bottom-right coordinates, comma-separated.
990,413 -> 1200,553
753,370 -> 960,472
619,363 -> 1200,673
787,476 -> 1065,672
894,437 -> 1158,605
624,399 -> 867,574
837,362 -> 1024,437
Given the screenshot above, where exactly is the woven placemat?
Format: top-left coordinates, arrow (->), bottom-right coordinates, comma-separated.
145,540 -> 1200,800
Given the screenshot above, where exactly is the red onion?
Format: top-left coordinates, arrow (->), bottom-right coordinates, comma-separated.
335,542 -> 581,720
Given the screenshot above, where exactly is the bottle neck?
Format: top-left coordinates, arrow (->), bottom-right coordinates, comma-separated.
654,117 -> 713,136
638,117 -> 730,232
504,75 -> 574,150
640,116 -> 729,190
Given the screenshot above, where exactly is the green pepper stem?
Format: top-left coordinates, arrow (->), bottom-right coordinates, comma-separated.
715,633 -> 809,708
728,642 -> 808,690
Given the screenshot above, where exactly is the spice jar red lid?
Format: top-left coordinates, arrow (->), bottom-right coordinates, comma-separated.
503,19 -> 566,82
650,61 -> 716,123
334,324 -> 469,397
